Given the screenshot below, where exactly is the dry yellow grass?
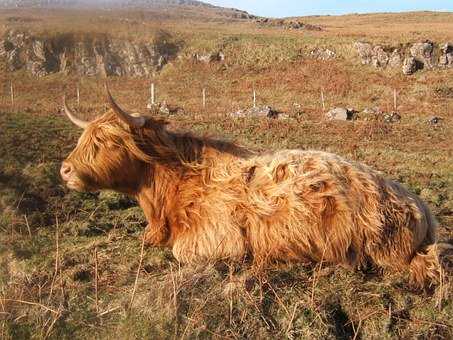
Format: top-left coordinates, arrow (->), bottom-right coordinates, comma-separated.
301,11 -> 453,42
0,8 -> 452,340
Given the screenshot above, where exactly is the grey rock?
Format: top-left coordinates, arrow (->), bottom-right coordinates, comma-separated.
354,42 -> 393,68
26,60 -> 48,77
326,107 -> 357,121
362,107 -> 382,115
147,101 -> 183,115
361,107 -> 383,121
388,49 -> 402,68
383,112 -> 401,123
0,40 -> 14,57
371,46 -> 389,67
361,108 -> 402,122
31,39 -> 46,61
310,48 -> 336,60
59,51 -> 69,74
354,42 -> 374,65
230,106 -> 282,119
6,30 -> 29,48
402,57 -> 418,75
23,39 -> 56,76
428,116 -> 442,125
195,51 -> 225,63
410,41 -> 434,69
157,55 -> 167,69
439,43 -> 453,67
7,48 -> 23,71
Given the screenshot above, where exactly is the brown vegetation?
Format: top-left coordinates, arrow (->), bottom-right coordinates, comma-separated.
0,8 -> 452,340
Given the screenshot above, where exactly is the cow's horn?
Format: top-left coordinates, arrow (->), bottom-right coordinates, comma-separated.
63,96 -> 89,129
105,85 -> 146,128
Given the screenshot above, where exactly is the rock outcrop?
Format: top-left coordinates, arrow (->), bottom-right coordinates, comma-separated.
256,18 -> 322,31
354,40 -> 453,75
0,29 -> 178,77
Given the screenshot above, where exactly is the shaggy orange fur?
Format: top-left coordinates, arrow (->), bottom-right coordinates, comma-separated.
62,108 -> 452,288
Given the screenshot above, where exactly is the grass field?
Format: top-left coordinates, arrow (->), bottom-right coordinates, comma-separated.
1,8 -> 453,340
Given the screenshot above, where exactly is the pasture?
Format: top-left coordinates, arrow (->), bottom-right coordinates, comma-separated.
0,8 -> 453,340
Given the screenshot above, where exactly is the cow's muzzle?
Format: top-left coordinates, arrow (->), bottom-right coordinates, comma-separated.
60,161 -> 74,182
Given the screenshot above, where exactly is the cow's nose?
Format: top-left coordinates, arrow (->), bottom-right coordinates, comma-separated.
60,162 -> 73,181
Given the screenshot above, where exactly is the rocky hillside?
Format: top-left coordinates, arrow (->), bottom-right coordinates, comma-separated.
0,0 -> 215,8
0,0 -> 256,19
0,29 -> 185,77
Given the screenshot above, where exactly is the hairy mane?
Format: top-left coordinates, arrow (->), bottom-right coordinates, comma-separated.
108,111 -> 253,168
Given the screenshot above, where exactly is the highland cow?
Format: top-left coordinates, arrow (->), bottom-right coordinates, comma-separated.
60,87 -> 451,287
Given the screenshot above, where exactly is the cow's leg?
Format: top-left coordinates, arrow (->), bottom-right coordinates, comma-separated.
409,242 -> 453,286
144,221 -> 170,247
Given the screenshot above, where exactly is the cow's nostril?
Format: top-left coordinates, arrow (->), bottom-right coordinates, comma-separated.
60,162 -> 73,180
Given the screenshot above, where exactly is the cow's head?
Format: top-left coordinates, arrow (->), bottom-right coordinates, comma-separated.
61,87 -> 162,194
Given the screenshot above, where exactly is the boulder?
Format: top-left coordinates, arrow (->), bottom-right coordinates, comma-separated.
59,51 -> 70,74
230,106 -> 284,119
195,51 -> 225,63
7,48 -> 23,71
31,39 -> 46,61
402,57 -> 418,75
354,42 -> 374,65
354,42 -> 393,68
410,41 -> 434,69
383,112 -> 401,123
325,108 -> 357,121
388,49 -> 402,68
439,43 -> 453,67
310,48 -> 336,60
0,40 -> 14,57
428,116 -> 442,125
371,46 -> 389,67
26,61 -> 49,77
360,107 -> 382,120
147,101 -> 183,115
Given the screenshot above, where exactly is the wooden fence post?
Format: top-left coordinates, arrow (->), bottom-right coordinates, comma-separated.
10,81 -> 14,106
321,88 -> 325,111
151,83 -> 155,105
393,88 -> 397,112
202,88 -> 206,108
77,84 -> 80,107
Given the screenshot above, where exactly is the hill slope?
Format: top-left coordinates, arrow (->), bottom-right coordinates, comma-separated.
0,0 -> 256,19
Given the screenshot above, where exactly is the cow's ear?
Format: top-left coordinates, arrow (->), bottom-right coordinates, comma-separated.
105,85 -> 148,128
63,96 -> 89,129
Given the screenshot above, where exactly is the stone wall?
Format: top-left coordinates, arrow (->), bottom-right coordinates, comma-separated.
354,41 -> 453,75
